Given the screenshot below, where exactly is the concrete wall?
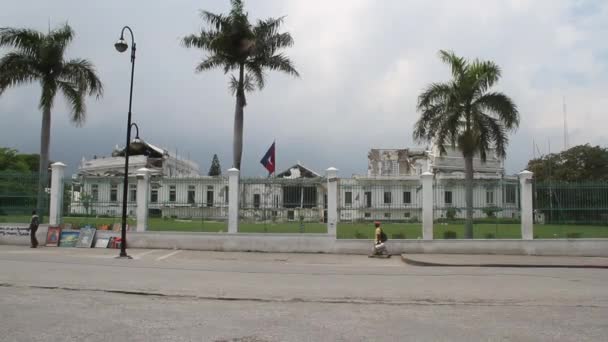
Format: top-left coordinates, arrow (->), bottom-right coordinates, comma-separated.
2,225 -> 607,256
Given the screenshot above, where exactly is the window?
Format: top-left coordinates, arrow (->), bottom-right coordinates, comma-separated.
384,213 -> 391,219
91,184 -> 99,201
364,192 -> 372,208
169,185 -> 176,202
253,194 -> 261,208
486,190 -> 494,205
206,190 -> 214,207
364,212 -> 371,218
129,184 -> 137,202
384,191 -> 392,204
505,185 -> 516,204
444,191 -> 452,205
404,212 -> 411,218
224,186 -> 229,204
345,191 -> 352,206
110,184 -> 118,202
403,191 -> 411,204
151,189 -> 158,203
187,185 -> 195,204
287,210 -> 295,221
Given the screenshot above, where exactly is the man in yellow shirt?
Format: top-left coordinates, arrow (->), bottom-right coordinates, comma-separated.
373,221 -> 388,256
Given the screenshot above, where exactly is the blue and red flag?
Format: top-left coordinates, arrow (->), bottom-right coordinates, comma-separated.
260,142 -> 275,176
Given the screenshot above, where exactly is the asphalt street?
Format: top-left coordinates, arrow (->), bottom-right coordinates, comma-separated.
0,245 -> 606,341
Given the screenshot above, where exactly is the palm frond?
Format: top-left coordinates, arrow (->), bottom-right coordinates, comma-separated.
200,10 -> 229,30
259,54 -> 299,77
49,23 -> 75,51
58,80 -> 86,126
60,58 -> 103,98
0,27 -> 43,56
182,30 -> 218,49
245,62 -> 265,89
196,54 -> 230,73
438,50 -> 466,79
38,79 -> 57,111
0,52 -> 40,94
473,92 -> 519,129
469,59 -> 501,93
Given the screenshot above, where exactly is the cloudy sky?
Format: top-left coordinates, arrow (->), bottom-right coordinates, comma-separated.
1,0 -> 607,177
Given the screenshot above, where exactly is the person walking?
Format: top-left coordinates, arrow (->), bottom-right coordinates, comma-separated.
29,210 -> 40,248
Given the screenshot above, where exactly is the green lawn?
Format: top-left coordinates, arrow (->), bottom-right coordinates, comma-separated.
2,214 -> 607,239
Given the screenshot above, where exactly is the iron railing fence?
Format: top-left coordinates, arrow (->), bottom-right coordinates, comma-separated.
238,177 -> 326,233
0,172 -> 49,223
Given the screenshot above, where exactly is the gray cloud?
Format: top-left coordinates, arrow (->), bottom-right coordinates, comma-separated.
1,0 -> 606,177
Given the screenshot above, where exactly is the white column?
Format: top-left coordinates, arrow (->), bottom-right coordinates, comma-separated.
519,170 -> 534,240
421,171 -> 434,240
227,168 -> 239,234
135,168 -> 151,232
49,162 -> 66,226
326,167 -> 338,237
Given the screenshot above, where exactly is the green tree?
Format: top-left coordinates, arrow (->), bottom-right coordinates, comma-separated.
208,154 -> 222,176
0,24 -> 103,213
527,144 -> 608,182
183,0 -> 299,170
414,50 -> 519,238
0,147 -> 39,172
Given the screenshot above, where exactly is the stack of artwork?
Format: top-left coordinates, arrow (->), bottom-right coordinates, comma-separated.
45,223 -> 127,249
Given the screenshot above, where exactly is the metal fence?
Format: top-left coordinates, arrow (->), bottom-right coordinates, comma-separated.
337,178 -> 423,239
433,178 -> 521,239
0,172 -> 49,223
534,181 -> 608,225
238,177 -> 326,233
61,176 -> 137,229
148,176 -> 229,232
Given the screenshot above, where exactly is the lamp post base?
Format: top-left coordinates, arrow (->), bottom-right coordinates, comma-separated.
115,254 -> 133,260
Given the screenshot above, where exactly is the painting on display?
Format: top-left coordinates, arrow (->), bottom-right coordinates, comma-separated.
59,231 -> 80,247
94,238 -> 110,248
76,227 -> 96,248
45,226 -> 62,247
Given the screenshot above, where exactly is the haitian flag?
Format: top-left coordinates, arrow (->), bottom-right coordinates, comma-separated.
260,142 -> 275,175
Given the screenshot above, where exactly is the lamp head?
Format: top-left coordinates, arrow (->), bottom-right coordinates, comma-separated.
114,38 -> 128,53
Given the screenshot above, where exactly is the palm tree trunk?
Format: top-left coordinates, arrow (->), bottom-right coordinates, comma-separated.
233,64 -> 245,170
37,107 -> 51,219
464,155 -> 474,239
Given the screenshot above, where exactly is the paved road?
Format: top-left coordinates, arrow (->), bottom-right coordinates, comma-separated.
0,245 -> 606,341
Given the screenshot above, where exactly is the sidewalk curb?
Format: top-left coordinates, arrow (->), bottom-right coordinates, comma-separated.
401,254 -> 608,269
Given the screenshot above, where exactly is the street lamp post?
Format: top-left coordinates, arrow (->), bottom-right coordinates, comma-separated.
115,26 -> 136,259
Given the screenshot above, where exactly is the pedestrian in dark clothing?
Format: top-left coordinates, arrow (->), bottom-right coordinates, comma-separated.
29,210 -> 39,248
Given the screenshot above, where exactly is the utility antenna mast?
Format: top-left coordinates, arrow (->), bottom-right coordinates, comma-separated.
563,96 -> 569,150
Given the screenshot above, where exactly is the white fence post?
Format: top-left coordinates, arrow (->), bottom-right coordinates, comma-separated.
135,168 -> 150,232
421,171 -> 434,240
326,167 -> 338,237
519,170 -> 534,240
228,168 -> 239,234
49,162 -> 66,226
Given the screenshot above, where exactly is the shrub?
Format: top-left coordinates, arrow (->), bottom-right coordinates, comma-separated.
446,208 -> 459,220
485,233 -> 495,239
482,206 -> 502,218
392,233 -> 405,239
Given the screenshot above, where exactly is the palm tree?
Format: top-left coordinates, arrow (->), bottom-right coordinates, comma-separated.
0,24 -> 103,215
414,50 -> 519,239
182,0 -> 299,170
